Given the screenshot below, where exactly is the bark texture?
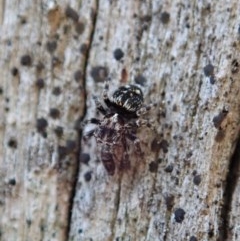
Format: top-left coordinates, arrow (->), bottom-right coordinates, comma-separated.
0,1 -> 240,241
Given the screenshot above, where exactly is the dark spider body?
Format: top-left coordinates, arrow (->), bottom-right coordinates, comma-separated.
85,80 -> 148,175
96,114 -> 129,175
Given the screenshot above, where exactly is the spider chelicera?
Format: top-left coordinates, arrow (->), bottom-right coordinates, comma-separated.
83,78 -> 154,175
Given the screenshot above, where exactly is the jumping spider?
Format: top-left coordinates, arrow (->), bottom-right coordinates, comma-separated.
84,78 -> 155,175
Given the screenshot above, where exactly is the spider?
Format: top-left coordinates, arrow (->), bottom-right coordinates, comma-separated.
83,78 -> 154,175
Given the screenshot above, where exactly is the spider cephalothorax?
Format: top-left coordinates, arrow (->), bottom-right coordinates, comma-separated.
108,85 -> 144,115
84,79 -> 152,175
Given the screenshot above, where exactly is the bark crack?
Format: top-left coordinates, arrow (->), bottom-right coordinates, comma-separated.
66,0 -> 99,240
110,177 -> 122,241
218,136 -> 240,241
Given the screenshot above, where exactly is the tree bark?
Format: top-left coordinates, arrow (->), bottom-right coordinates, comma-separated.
0,1 -> 240,241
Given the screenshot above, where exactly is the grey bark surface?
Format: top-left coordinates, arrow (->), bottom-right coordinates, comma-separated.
0,1 -> 240,241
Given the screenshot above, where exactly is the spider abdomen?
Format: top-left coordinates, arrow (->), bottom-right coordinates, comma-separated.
100,145 -> 116,175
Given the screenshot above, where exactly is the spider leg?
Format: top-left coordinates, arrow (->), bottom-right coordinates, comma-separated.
126,132 -> 144,156
81,118 -> 101,129
81,118 -> 100,139
83,129 -> 95,138
103,77 -> 110,100
103,77 -> 112,108
93,95 -> 107,115
136,102 -> 158,116
88,118 -> 101,125
136,119 -> 154,128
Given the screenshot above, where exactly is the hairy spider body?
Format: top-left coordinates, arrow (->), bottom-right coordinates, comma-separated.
85,79 -> 150,175
96,114 -> 128,175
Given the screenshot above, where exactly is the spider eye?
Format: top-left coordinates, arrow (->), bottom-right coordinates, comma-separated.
112,85 -> 143,113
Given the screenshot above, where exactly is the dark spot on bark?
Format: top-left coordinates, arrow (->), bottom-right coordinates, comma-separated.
172,104 -> 177,112
134,74 -> 147,86
65,6 -> 79,22
209,76 -> 215,84
231,59 -> 239,74
151,138 -> 161,153
63,25 -> 70,34
192,170 -> 197,176
212,109 -> 228,129
8,178 -> 16,185
174,208 -> 185,223
36,62 -> 45,72
36,118 -> 48,133
149,161 -> 159,173
186,151 -> 193,158
189,236 -> 198,241
58,145 -> 67,159
164,194 -> 174,211
49,108 -> 60,119
157,158 -> 163,164
20,17 -> 27,24
52,57 -> 61,67
74,70 -> 82,82
141,15 -> 151,22
135,57 -> 140,62
80,43 -> 88,55
8,138 -> 17,148
54,126 -> 63,137
164,164 -> 173,173
36,78 -> 45,89
78,229 -> 83,233
90,66 -> 108,82
205,4 -> 211,12
113,48 -> 124,61
40,224 -> 45,232
66,140 -> 77,153
52,87 -> 61,96
84,171 -> 92,182
208,227 -> 214,237
193,175 -> 201,185
160,12 -> 170,24
20,55 -> 32,66
11,67 -> 18,76
0,87 -> 3,94
46,41 -> 57,53
75,21 -> 85,34
141,22 -> 150,31
26,219 -> 32,227
80,153 -> 90,164
203,64 -> 214,77
160,139 -> 169,153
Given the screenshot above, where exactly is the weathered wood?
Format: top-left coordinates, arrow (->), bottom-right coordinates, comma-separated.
70,1 -> 240,241
0,1 -> 240,241
0,1 -> 94,240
